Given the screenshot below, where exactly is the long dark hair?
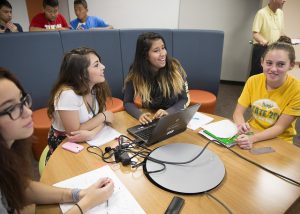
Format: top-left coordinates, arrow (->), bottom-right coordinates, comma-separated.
124,32 -> 186,105
0,67 -> 32,214
48,47 -> 111,118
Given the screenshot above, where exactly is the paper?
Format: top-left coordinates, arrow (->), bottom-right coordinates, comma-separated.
54,165 -> 146,214
201,119 -> 238,138
187,112 -> 214,130
87,125 -> 121,147
291,38 -> 300,45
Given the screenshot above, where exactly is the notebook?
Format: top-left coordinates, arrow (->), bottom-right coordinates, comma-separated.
199,119 -> 238,148
127,104 -> 200,146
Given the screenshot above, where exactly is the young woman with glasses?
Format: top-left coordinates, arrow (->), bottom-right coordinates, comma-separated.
0,67 -> 114,214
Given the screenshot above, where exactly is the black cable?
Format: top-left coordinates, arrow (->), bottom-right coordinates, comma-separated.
216,141 -> 300,187
205,192 -> 232,214
147,140 -> 212,165
86,146 -> 116,163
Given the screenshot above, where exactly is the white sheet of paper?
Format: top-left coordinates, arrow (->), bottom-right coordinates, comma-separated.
187,112 -> 214,130
291,38 -> 300,45
201,119 -> 238,138
54,165 -> 146,214
87,125 -> 121,146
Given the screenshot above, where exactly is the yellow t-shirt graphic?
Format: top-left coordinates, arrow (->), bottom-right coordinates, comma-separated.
251,99 -> 280,128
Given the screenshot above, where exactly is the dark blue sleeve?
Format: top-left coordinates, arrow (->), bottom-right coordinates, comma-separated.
15,23 -> 23,32
123,81 -> 143,119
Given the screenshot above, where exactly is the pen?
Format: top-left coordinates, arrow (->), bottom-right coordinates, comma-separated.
106,200 -> 109,214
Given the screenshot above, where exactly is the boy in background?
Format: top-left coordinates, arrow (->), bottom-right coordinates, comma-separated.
30,0 -> 69,31
70,0 -> 113,30
0,0 -> 23,33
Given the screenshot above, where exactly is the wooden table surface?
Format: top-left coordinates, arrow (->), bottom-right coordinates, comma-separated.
36,111 -> 300,214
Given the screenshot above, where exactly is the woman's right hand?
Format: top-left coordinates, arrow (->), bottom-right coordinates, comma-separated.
139,112 -> 152,125
237,123 -> 251,134
78,178 -> 114,212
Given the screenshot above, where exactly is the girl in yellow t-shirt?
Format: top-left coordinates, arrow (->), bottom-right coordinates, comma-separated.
233,42 -> 300,149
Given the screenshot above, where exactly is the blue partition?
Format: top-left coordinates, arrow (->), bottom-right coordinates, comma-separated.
59,30 -> 124,99
0,32 -> 63,110
0,29 -> 224,110
172,30 -> 224,95
120,29 -> 173,78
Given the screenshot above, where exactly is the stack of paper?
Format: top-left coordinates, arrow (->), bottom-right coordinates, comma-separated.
199,120 -> 238,147
87,125 -> 121,147
54,165 -> 145,214
187,112 -> 214,130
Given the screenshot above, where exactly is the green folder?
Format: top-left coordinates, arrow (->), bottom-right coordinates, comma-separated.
203,130 -> 238,147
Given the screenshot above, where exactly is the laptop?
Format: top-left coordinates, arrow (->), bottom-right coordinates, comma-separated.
127,104 -> 200,146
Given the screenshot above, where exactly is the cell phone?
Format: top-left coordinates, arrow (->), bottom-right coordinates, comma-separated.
250,147 -> 275,155
165,196 -> 185,214
62,142 -> 84,153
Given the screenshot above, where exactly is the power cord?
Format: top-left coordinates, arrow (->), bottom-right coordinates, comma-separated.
144,140 -> 213,174
86,135 -> 152,167
205,192 -> 232,214
215,140 -> 300,187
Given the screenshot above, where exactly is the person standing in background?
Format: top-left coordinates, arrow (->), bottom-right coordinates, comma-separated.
70,0 -> 113,30
0,0 -> 23,33
249,0 -> 286,76
29,0 -> 69,32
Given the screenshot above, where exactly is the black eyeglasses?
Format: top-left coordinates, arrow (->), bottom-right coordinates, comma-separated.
0,94 -> 32,120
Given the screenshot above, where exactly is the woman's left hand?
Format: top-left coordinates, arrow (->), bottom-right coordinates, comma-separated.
153,109 -> 168,119
235,134 -> 253,150
67,130 -> 96,142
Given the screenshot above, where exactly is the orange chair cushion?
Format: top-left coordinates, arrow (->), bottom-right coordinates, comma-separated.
32,108 -> 51,160
189,89 -> 216,114
134,91 -> 216,114
106,97 -> 124,112
134,96 -> 142,108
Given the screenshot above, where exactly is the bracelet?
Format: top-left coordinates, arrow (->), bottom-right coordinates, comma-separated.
71,188 -> 81,203
75,203 -> 83,214
102,112 -> 107,122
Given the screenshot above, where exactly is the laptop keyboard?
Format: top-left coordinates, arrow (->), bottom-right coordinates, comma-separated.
135,124 -> 156,140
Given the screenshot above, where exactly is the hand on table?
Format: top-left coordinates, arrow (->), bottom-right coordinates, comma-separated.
67,130 -> 96,142
235,134 -> 254,150
78,177 -> 114,211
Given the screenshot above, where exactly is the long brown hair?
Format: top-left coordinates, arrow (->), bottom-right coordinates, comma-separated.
0,67 -> 32,214
48,47 -> 111,118
124,32 -> 186,106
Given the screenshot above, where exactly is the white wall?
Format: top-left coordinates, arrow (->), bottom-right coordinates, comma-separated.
68,0 -> 180,28
179,0 -> 260,81
9,0 -> 29,32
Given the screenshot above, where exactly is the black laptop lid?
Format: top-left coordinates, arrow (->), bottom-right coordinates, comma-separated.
128,104 -> 200,146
